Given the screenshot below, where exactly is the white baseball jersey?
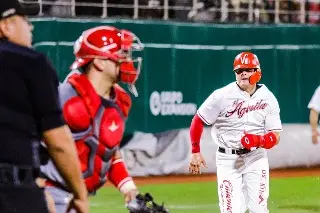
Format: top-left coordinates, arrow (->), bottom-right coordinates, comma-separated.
197,82 -> 282,149
308,86 -> 320,113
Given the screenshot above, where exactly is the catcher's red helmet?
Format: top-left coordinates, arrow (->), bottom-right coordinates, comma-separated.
70,26 -> 144,96
233,52 -> 261,84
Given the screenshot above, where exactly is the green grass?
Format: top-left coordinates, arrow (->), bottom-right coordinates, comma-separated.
90,176 -> 320,213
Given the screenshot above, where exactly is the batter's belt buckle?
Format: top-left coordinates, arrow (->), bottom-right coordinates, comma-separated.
235,148 -> 251,155
218,147 -> 256,155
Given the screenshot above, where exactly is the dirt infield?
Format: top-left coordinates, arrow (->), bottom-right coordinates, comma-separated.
120,167 -> 320,186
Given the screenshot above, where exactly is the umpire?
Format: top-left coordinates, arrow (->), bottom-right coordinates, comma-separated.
0,1 -> 89,213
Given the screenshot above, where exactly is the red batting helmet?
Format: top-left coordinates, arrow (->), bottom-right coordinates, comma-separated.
233,52 -> 262,84
70,26 -> 144,96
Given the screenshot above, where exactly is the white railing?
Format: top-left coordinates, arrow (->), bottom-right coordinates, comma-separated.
21,0 -> 320,24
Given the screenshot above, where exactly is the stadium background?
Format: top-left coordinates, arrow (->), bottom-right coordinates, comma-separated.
26,0 -> 320,212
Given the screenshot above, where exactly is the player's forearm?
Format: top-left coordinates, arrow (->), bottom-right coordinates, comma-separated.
190,114 -> 204,153
43,125 -> 88,200
309,109 -> 319,131
108,154 -> 136,194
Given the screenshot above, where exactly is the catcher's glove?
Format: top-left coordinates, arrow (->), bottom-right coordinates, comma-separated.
126,193 -> 169,213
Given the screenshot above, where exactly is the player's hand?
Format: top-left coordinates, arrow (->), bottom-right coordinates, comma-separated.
312,129 -> 320,144
67,197 -> 89,213
124,188 -> 139,203
189,153 -> 207,175
241,134 -> 261,149
44,189 -> 56,213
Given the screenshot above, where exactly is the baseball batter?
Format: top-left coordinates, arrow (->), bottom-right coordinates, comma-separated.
189,52 -> 282,213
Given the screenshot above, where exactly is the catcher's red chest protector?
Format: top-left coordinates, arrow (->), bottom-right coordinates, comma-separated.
62,73 -> 131,192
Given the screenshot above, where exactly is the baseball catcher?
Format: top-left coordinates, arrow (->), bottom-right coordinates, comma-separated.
39,25 -> 168,213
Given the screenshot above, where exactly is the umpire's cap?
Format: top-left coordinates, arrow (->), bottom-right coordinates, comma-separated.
0,0 -> 39,20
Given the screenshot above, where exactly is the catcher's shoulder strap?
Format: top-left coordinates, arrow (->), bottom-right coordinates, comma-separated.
67,73 -> 101,118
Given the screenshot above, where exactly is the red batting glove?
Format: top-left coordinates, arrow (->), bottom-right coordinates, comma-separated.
241,132 -> 277,150
241,134 -> 263,149
260,132 -> 277,149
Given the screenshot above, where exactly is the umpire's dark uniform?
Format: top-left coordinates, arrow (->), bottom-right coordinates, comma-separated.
0,2 -> 64,213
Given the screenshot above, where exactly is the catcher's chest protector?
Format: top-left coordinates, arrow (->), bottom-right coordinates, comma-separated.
64,74 -> 125,192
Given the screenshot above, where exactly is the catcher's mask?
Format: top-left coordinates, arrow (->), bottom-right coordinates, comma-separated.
233,51 -> 261,85
70,26 -> 144,97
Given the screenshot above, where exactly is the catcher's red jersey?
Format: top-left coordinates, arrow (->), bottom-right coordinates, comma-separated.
66,73 -> 131,192
41,73 -> 131,193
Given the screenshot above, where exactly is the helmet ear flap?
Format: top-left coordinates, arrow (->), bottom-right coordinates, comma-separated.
249,69 -> 262,84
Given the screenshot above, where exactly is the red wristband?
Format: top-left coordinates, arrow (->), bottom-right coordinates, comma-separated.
107,158 -> 131,188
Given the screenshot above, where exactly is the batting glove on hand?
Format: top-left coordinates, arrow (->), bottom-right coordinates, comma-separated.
241,132 -> 277,150
240,134 -> 262,149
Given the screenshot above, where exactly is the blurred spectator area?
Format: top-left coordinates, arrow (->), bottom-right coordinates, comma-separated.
21,0 -> 320,24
